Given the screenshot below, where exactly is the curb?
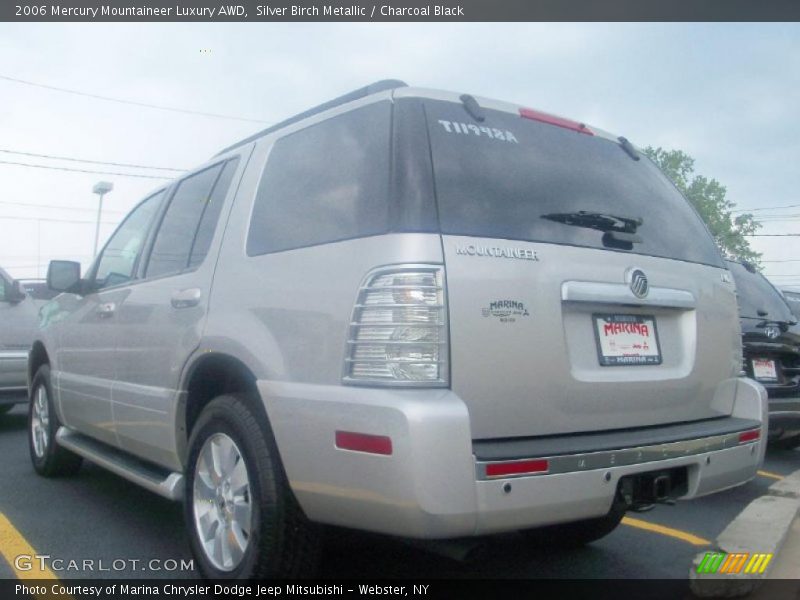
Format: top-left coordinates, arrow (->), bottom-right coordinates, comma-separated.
689,469 -> 800,598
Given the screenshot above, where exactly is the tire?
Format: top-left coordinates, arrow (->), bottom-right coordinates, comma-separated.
520,494 -> 627,548
28,365 -> 83,477
185,394 -> 321,579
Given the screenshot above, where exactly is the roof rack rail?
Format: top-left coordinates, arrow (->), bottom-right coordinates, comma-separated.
215,79 -> 408,156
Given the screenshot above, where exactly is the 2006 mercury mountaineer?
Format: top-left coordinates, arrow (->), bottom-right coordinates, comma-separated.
28,80 -> 767,579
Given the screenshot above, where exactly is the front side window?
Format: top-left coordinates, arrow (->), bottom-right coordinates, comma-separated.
247,101 -> 391,256
94,191 -> 165,290
146,159 -> 238,279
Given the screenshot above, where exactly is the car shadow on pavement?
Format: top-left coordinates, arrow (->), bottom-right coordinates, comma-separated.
319,526 -> 628,579
0,409 -> 28,433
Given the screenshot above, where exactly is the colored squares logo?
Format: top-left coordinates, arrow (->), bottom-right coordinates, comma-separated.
697,552 -> 773,574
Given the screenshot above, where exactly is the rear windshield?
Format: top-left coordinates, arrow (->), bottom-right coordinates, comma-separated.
424,100 -> 725,267
726,261 -> 795,322
783,291 -> 800,320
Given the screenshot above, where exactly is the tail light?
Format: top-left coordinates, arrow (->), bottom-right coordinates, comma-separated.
344,265 -> 448,386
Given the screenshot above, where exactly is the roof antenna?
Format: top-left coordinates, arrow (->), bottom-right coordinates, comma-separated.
460,94 -> 485,122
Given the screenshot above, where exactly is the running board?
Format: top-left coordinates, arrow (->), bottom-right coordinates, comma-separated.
55,427 -> 184,501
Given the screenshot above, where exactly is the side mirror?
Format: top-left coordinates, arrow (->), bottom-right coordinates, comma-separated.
47,260 -> 82,293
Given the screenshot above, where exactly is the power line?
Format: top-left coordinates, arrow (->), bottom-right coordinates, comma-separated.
0,159 -> 170,180
0,149 -> 186,172
0,200 -> 126,214
732,204 -> 800,213
762,259 -> 800,263
0,215 -> 117,225
745,233 -> 800,237
0,74 -> 269,124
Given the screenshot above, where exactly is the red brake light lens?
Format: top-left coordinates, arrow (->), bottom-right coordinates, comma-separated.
485,459 -> 549,478
335,431 -> 393,455
738,429 -> 761,444
519,107 -> 594,136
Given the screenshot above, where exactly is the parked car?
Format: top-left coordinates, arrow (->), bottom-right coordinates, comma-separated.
0,267 -> 40,415
29,80 -> 766,579
728,261 -> 800,447
19,278 -> 60,302
780,288 -> 800,321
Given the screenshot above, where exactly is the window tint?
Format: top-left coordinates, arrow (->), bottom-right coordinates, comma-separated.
783,291 -> 800,320
146,159 -> 237,278
94,191 -> 164,290
189,158 -> 239,268
247,102 -> 391,256
425,100 -> 725,267
727,261 -> 795,323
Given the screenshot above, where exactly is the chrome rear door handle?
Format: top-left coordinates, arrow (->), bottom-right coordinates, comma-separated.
171,288 -> 202,309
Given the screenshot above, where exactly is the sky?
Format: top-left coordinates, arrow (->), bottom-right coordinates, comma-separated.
1,23 -> 799,286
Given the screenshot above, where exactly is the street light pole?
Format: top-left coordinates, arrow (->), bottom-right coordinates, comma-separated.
92,181 -> 113,257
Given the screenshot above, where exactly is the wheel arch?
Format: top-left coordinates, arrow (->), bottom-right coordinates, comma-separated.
28,341 -> 50,392
176,352 -> 269,468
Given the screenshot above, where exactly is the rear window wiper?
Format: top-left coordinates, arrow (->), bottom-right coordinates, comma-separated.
541,210 -> 644,245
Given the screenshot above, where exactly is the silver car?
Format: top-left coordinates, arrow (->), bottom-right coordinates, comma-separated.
30,80 -> 767,579
0,267 -> 39,415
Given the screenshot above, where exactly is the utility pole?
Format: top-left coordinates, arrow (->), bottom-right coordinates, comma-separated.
92,181 -> 114,257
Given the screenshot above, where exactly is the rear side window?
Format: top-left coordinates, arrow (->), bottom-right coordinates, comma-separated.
189,158 -> 240,268
146,158 -> 238,278
424,100 -> 725,267
247,101 -> 391,256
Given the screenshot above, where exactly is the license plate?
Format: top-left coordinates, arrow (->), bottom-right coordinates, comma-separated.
593,314 -> 662,366
752,358 -> 777,381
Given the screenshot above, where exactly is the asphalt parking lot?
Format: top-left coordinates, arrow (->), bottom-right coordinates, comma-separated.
0,402 -> 797,583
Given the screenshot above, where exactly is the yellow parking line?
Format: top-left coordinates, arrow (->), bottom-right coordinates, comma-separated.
757,470 -> 784,481
0,512 -> 72,600
0,512 -> 57,579
622,516 -> 711,546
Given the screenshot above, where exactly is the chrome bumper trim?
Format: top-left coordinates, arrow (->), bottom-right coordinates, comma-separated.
475,428 -> 760,480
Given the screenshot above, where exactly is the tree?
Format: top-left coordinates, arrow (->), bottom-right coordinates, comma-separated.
644,146 -> 761,265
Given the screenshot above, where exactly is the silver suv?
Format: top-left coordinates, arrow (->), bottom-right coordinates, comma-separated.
30,81 -> 767,579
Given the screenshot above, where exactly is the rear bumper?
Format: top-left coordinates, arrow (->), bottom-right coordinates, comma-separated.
260,377 -> 767,538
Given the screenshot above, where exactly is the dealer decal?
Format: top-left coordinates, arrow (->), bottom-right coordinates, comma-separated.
482,300 -> 530,323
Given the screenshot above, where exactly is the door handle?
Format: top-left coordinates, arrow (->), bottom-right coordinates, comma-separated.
96,302 -> 116,317
171,288 -> 202,309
